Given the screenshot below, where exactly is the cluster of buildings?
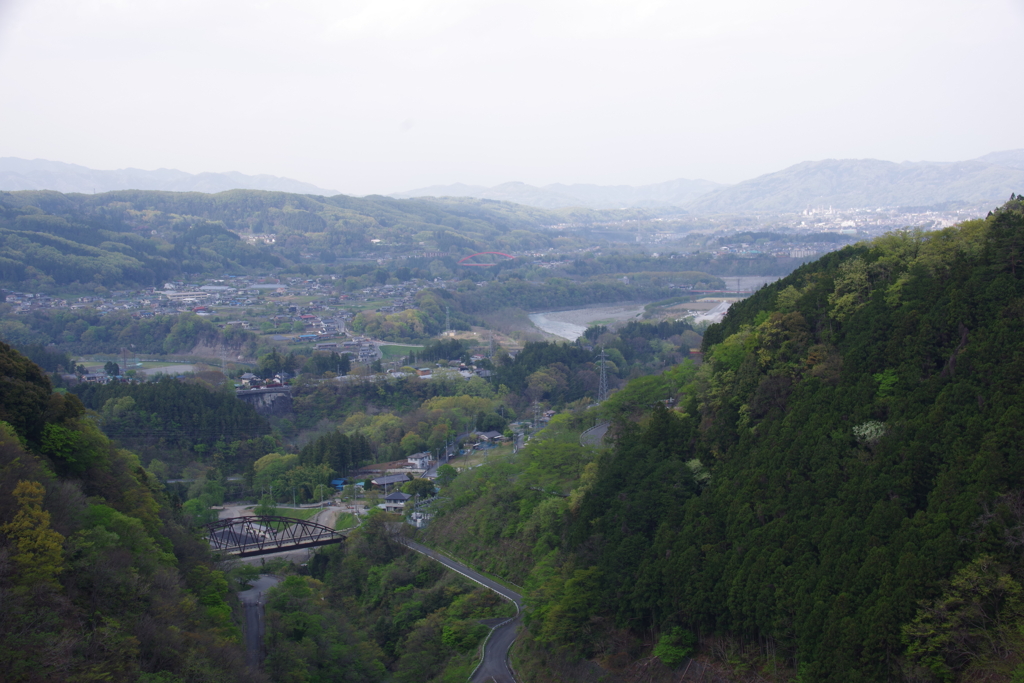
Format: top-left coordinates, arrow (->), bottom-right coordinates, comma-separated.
310,338 -> 380,363
348,426 -> 516,518
1,274 -> 440,347
644,205 -> 984,251
0,290 -> 174,315
779,205 -> 977,234
386,362 -> 491,381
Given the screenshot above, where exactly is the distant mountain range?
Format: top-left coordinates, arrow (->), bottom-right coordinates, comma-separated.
390,178 -> 725,210
686,154 -> 1024,214
4,150 -> 1024,214
0,158 -> 340,196
396,150 -> 1024,214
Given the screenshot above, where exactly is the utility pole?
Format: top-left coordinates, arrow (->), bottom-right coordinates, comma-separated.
445,306 -> 450,336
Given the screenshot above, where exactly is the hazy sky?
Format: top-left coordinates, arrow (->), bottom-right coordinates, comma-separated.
1,0 -> 1023,195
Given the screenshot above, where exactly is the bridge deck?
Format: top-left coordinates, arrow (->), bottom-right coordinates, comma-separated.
205,516 -> 345,557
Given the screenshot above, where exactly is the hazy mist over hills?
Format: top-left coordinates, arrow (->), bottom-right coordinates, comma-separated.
3,150 -> 1023,215
0,157 -> 340,196
390,177 -> 725,209
974,148 -> 1024,170
397,150 -> 1024,213
685,155 -> 1024,213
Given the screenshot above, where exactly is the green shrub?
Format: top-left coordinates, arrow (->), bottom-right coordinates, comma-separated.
653,627 -> 695,668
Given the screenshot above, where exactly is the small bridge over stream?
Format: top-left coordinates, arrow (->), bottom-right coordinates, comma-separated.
205,516 -> 345,557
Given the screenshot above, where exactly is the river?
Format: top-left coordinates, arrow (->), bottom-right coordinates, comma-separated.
528,277 -> 783,340
528,303 -> 647,341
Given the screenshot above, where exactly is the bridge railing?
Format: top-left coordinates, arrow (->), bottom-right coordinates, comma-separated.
205,516 -> 345,557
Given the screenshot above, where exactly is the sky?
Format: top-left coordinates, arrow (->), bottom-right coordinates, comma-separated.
1,0 -> 1023,195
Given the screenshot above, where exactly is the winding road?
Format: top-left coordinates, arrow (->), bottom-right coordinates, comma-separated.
400,538 -> 522,683
579,421 -> 610,447
220,505 -> 521,680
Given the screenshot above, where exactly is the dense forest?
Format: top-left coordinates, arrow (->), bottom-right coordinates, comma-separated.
418,196 -> 1024,682
71,377 -> 272,473
0,340 -> 255,681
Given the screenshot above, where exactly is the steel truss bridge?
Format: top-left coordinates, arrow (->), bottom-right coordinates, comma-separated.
205,516 -> 345,557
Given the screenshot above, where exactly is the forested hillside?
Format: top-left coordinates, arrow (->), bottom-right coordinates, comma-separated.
0,188 -> 622,288
0,309 -> 257,356
422,195 -> 1024,682
261,515 -> 514,682
0,340 -> 254,682
72,377 -> 272,473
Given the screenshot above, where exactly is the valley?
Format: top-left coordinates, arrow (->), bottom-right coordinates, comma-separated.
1,189 -> 1023,683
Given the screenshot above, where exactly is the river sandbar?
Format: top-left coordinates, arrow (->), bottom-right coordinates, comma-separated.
529,304 -> 647,341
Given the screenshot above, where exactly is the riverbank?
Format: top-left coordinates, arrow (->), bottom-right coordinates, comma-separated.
528,303 -> 647,341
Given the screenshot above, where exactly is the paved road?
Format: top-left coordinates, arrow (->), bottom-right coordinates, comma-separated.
400,538 -> 522,683
237,575 -> 281,669
579,421 -> 610,447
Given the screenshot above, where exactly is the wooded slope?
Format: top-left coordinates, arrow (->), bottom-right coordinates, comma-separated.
555,196 -> 1024,681
422,196 -> 1024,682
0,340 -> 256,682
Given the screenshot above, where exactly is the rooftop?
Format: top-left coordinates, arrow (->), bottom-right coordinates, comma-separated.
371,473 -> 410,486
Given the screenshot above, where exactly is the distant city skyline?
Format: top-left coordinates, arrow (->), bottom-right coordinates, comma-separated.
1,0 -> 1022,196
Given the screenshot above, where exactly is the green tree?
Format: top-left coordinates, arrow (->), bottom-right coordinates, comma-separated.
400,432 -> 427,456
827,256 -> 870,321
181,498 -> 218,526
2,480 -> 64,588
903,556 -> 1024,681
653,627 -> 696,668
401,478 -> 436,499
255,495 -> 278,517
435,464 -> 458,487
